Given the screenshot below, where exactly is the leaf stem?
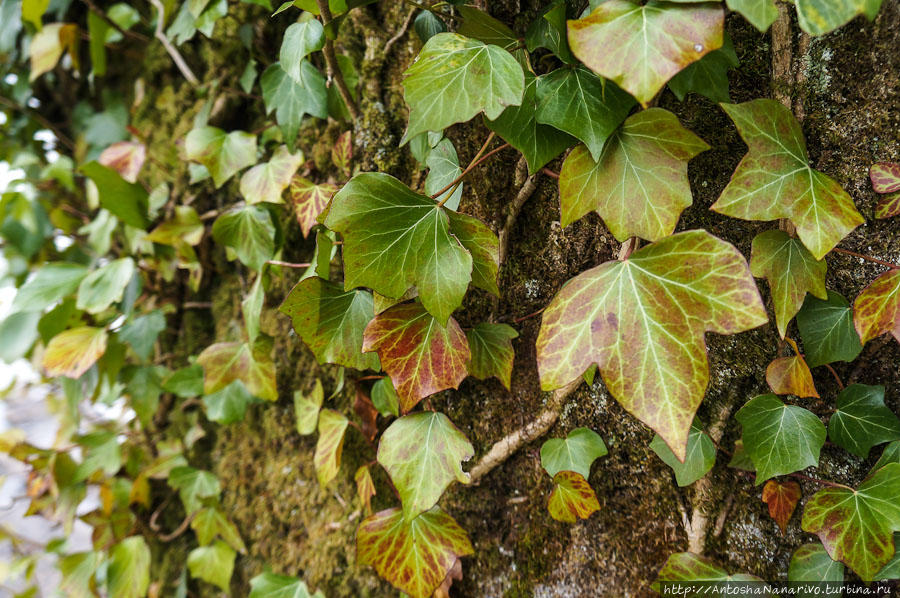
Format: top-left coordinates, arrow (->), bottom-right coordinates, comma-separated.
831,247 -> 899,269
148,0 -> 199,87
433,133 -> 505,203
316,0 -> 360,120
266,260 -> 311,268
790,472 -> 854,491
541,167 -> 559,179
80,0 -> 151,43
824,364 -> 845,390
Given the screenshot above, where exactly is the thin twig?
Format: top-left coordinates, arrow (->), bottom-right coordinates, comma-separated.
434,142 -> 511,205
158,510 -> 198,541
148,0 -> 199,86
266,260 -> 311,268
790,472 -> 854,491
433,132 -> 496,201
824,364 -> 845,390
831,247 -> 899,269
384,7 -> 416,55
316,0 -> 360,120
513,306 -> 545,323
541,167 -> 559,179
183,301 -> 212,309
80,0 -> 151,42
0,96 -> 75,150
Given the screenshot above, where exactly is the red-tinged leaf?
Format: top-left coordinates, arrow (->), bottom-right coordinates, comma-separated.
239,145 -> 304,205
356,506 -> 474,598
197,340 -> 278,401
853,268 -> 900,345
870,162 -> 900,194
433,557 -> 462,598
354,388 -> 378,442
875,192 -> 900,219
290,176 -> 336,237
547,471 -> 600,523
568,0 -> 724,107
314,409 -> 349,487
802,463 -> 900,581
465,322 -> 517,390
536,230 -> 767,460
712,100 -> 864,260
653,552 -> 766,588
355,465 -> 376,512
42,326 -> 108,378
145,206 -> 205,247
98,141 -> 146,183
362,302 -> 470,412
332,130 -> 352,176
766,355 -> 819,398
762,479 -> 802,533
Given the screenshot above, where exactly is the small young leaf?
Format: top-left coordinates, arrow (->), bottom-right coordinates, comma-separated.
668,34 -> 739,104
314,409 -> 349,487
203,380 -> 256,424
12,262 -> 88,313
524,0 -> 574,64
168,466 -> 221,513
650,420 -> 715,486
726,0 -> 777,32
331,130 -> 352,176
357,506 -> 474,598
59,551 -> 102,598
107,537 -> 150,598
240,144 -> 304,204
558,108 -> 708,240
712,100 -> 864,259
197,340 -> 278,401
363,302 -> 470,412
853,268 -> 900,346
736,394 -> 826,484
191,507 -> 247,553
540,427 -> 608,480
794,0 -> 883,35
187,541 -> 235,591
828,384 -> 900,459
261,62 -> 327,148
370,377 -> 400,417
875,192 -> 900,220
870,162 -> 900,194
414,10 -> 446,43
728,439 -> 755,471
74,430 -> 122,480
29,23 -> 78,81
184,126 -> 258,188
242,273 -> 264,343
762,479 -> 802,533
162,365 -> 205,398
289,176 -> 336,237
355,465 -> 376,512
280,19 -> 325,83
377,411 -> 473,520
211,205 -> 276,271
465,322 -> 517,390
294,379 -> 324,435
796,291 -> 863,368
77,257 -> 135,314
547,470 -> 600,523
788,544 -> 845,588
766,354 -> 819,398
118,310 -> 166,360
802,463 -> 900,581
569,0 -> 724,107
400,32 -> 524,144
98,141 -> 146,183
249,572 -> 323,598
750,229 -> 827,339
146,205 -> 205,247
424,138 -> 463,211
43,326 -> 108,379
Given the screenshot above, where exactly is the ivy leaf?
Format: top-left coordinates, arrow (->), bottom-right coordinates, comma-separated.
654,552 -> 766,590
540,427 -> 608,480
371,377 -> 399,417
465,323 -> 517,390
249,572 -> 324,598
203,380 -> 256,424
414,10 -> 446,43
525,0 -> 575,64
728,438 -> 755,471
455,6 -> 518,51
536,230 -> 767,460
162,365 -> 204,398
750,229 -> 827,338
107,537 -> 150,598
43,326 -> 108,378
828,384 -> 900,459
29,23 -> 78,81
875,535 -> 900,580
184,126 -> 258,188
801,463 -> 900,581
853,268 -> 900,346
240,145 -> 304,204
12,262 -> 88,312
74,430 -> 122,480
289,176 -> 336,238
355,465 -> 376,512
294,379 -> 323,435
146,206 -> 204,248
357,506 -> 474,598
168,466 -> 221,513
314,409 -> 349,486
650,420 -> 715,486
735,394 -> 826,484
280,19 -> 325,83
191,507 -> 247,553
485,73 -> 574,175
119,310 -> 166,360
261,62 -> 327,148
400,32 -> 524,144
569,0 -> 724,107
872,441 -> 900,474
197,340 -> 278,401
212,205 -> 276,271
796,291 -> 863,368
547,470 -> 600,523
98,141 -> 146,183
668,34 -> 739,104
875,193 -> 900,220
871,162 -> 900,194
726,0 -> 777,32
534,67 -> 635,160
445,209 -> 500,297
377,411 -> 473,520
424,138 -> 463,211
279,276 -> 380,371
766,355 -> 819,399
762,479 -> 802,533
77,257 -> 135,314
794,0 -> 883,35
59,551 -> 102,598
187,541 -> 235,591
80,161 -> 149,228
331,130 -> 352,176
325,172 -> 480,324
362,302 -> 470,412
558,108 -> 709,240
788,544 -> 845,590
711,100 -> 864,259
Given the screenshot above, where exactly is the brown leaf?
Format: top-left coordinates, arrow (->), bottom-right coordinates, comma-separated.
98,141 -> 147,183
762,479 -> 801,533
354,387 -> 378,442
432,557 -> 462,598
766,355 -> 819,398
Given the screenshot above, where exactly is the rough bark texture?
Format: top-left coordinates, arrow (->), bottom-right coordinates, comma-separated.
39,0 -> 899,595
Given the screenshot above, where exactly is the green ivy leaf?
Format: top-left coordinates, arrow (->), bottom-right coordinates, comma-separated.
872,441 -> 900,474
370,377 -> 399,417
653,552 -> 766,591
525,0 -> 575,64
0,311 -> 39,362
540,427 -> 608,480
279,19 -> 325,83
424,138 -> 463,210
465,322 -> 517,390
314,409 -> 349,486
240,145 -> 304,204
735,394 -> 826,484
146,205 -> 205,247
357,506 -> 474,598
801,463 -> 900,581
728,438 -> 754,471
197,340 -> 278,401
261,62 -> 327,148
43,326 -> 108,378
294,379 -> 323,435
650,420 -> 715,487
853,268 -> 900,346
211,205 -> 276,271
249,572 -> 324,598
485,73 -> 574,175
558,108 -> 708,240
168,466 -> 221,513
118,310 -> 166,360
445,209 -> 500,297
547,470 -> 600,523
796,291 -> 863,368
414,10 -> 446,43
788,544 -> 845,592
535,66 -> 634,161
712,100 -> 864,259
242,273 -> 264,343
74,430 -> 121,481
187,540 -> 235,591
191,507 -> 247,553
794,0 -> 883,35
668,33 -> 739,104
455,5 -> 518,51
107,537 -> 150,598
377,411 -> 473,520
80,161 -> 149,228
750,229 -> 827,339
11,262 -> 88,313
203,380 -> 256,424
536,230 -> 767,460
77,257 -> 135,314
569,0 -> 724,107
362,302 -> 470,412
279,276 -> 380,371
828,384 -> 900,459
400,32 -> 524,144
875,534 -> 900,580
726,0 -> 777,32
184,126 -> 258,188
162,365 -> 205,398
59,551 -> 102,598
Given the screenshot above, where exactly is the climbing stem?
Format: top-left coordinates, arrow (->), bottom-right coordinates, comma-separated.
316,0 -> 360,120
